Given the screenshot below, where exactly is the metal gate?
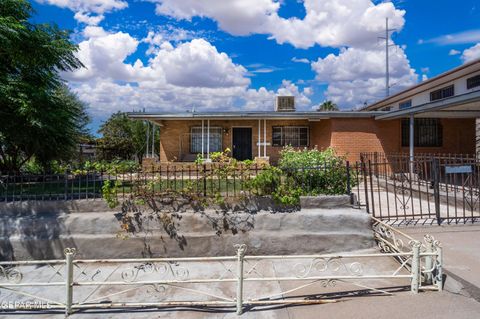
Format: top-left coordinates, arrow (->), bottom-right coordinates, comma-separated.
356,153 -> 480,225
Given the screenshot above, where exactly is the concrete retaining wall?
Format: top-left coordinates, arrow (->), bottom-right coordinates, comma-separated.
0,205 -> 374,260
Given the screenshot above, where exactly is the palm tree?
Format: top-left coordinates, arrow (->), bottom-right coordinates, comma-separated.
317,100 -> 339,111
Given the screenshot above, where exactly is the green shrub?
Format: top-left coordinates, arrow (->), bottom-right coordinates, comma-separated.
247,166 -> 282,196
21,158 -> 43,174
278,147 -> 343,169
247,147 -> 355,205
102,180 -> 121,208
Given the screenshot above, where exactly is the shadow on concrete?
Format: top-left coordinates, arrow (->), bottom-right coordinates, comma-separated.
0,285 -> 411,317
0,201 -> 77,261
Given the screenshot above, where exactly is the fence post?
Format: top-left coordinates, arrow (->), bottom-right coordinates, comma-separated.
436,244 -> 443,291
368,160 -> 376,217
203,163 -> 207,197
346,161 -> 352,204
64,248 -> 75,316
373,152 -> 379,177
432,158 -> 441,225
362,160 -> 370,214
424,236 -> 433,285
64,171 -> 68,201
235,244 -> 247,315
411,241 -> 421,294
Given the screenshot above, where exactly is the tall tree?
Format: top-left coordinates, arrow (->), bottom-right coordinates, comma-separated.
317,100 -> 339,111
98,112 -> 158,162
0,0 -> 85,172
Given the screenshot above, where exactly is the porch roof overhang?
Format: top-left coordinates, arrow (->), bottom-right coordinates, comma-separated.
127,111 -> 383,121
375,90 -> 480,120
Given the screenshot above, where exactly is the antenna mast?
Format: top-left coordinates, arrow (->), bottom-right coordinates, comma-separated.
378,18 -> 396,97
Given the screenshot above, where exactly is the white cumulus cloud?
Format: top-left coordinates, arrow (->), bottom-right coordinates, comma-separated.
148,0 -> 405,49
36,0 -> 128,25
65,27 -> 311,117
449,49 -> 461,56
149,39 -> 250,88
461,43 -> 480,63
312,44 -> 418,107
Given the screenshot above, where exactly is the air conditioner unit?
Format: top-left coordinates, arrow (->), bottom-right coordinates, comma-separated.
275,96 -> 295,112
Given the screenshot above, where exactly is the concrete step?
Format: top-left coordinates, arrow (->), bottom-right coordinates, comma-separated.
0,208 -> 375,260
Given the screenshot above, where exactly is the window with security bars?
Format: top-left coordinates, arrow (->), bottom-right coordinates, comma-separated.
190,127 -> 223,153
430,85 -> 454,101
467,75 -> 480,90
399,100 -> 412,109
401,118 -> 442,147
272,126 -> 309,147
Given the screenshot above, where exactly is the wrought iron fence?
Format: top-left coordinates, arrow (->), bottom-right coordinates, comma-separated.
0,220 -> 442,316
356,153 -> 480,225
0,162 -> 353,202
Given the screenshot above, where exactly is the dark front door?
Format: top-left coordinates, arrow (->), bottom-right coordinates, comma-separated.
232,128 -> 252,160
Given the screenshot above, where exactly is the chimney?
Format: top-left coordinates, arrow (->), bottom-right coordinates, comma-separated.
275,96 -> 295,112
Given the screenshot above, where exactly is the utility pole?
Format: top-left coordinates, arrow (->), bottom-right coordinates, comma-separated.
378,18 -> 396,97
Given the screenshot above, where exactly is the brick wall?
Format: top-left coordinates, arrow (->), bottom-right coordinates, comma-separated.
325,118 -> 476,162
157,117 -> 477,163
158,119 -> 315,163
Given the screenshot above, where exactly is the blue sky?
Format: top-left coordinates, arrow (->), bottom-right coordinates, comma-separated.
31,1 -> 480,133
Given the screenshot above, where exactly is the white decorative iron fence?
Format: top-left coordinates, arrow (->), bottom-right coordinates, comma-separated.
0,220 -> 442,316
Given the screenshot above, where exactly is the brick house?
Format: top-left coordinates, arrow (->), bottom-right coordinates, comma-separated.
128,59 -> 480,163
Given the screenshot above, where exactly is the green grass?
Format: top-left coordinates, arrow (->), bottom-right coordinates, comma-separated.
0,177 -> 252,199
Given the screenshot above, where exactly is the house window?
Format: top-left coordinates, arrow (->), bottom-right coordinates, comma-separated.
381,106 -> 391,111
399,100 -> 412,109
401,118 -> 442,147
272,126 -> 309,147
190,127 -> 222,153
430,85 -> 454,101
467,75 -> 480,90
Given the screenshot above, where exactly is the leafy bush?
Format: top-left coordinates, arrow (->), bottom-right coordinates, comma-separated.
248,147 -> 354,205
20,158 -> 44,174
51,159 -> 140,175
247,166 -> 282,196
278,147 -> 344,169
279,147 -> 352,196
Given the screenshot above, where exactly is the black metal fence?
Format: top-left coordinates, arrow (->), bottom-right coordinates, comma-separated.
357,153 -> 480,225
0,162 -> 353,202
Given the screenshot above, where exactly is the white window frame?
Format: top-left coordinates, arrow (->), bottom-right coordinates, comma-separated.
190,127 -> 223,153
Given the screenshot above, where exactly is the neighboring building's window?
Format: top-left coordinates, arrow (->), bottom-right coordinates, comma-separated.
381,106 -> 391,111
430,85 -> 454,101
190,127 -> 222,153
401,119 -> 443,147
467,75 -> 480,90
272,126 -> 309,147
399,100 -> 412,109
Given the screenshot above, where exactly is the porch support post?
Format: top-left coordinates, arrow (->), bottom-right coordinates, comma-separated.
409,114 -> 414,173
207,119 -> 210,160
258,119 -> 261,158
151,122 -> 155,158
201,120 -> 204,158
263,119 -> 267,157
146,121 -> 150,158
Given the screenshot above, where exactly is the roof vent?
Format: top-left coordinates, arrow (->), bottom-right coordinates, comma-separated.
275,96 -> 295,112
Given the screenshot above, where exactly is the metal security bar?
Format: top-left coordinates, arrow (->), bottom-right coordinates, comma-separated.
0,223 -> 442,316
356,153 -> 480,225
